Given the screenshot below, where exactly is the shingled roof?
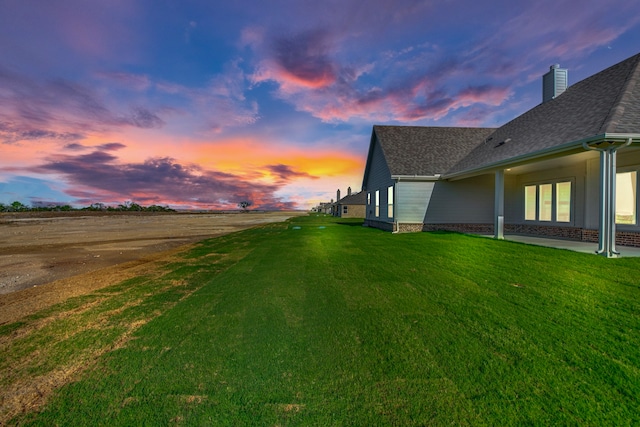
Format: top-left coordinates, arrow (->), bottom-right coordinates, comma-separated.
368,126 -> 495,177
338,190 -> 366,205
447,52 -> 640,176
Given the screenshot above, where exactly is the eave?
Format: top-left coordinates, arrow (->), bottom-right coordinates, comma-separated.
442,133 -> 640,181
391,174 -> 442,182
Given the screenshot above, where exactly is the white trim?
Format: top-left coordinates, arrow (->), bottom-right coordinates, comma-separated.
392,174 -> 441,181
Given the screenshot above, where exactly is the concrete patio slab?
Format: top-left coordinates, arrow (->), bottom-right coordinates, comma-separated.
496,234 -> 640,257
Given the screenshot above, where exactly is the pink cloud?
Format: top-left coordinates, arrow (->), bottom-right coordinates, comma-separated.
275,74 -> 512,123
251,28 -> 339,92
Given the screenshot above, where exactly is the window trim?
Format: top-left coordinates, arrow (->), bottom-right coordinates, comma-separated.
616,167 -> 639,228
375,190 -> 380,217
523,178 -> 574,225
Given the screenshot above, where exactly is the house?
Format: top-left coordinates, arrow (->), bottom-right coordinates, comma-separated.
334,187 -> 367,218
315,200 -> 335,215
362,52 -> 640,257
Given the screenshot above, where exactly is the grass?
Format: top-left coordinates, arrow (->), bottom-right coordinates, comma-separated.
3,215 -> 640,425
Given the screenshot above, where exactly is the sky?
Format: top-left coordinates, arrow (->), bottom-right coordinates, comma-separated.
1,0 -> 639,210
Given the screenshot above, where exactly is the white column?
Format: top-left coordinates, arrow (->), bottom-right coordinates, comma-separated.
494,170 -> 505,240
597,149 -> 619,257
584,138 -> 631,258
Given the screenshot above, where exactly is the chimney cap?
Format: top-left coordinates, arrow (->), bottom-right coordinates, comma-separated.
550,64 -> 560,69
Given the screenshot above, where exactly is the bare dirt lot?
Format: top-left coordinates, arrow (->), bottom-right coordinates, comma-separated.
0,211 -> 303,325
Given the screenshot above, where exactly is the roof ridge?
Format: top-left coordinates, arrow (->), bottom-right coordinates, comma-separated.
599,53 -> 640,133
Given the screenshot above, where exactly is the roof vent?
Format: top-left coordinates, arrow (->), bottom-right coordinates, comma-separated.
543,64 -> 568,103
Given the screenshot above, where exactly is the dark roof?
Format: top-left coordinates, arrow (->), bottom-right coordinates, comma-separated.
371,126 -> 495,176
338,190 -> 366,205
448,52 -> 640,175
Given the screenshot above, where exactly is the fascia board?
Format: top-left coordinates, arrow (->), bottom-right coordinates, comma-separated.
391,174 -> 441,182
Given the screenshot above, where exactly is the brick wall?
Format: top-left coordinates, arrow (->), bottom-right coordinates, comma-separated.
581,229 -> 640,247
423,223 -> 494,234
505,224 -> 583,240
372,220 -> 640,248
616,231 -> 640,247
341,204 -> 366,219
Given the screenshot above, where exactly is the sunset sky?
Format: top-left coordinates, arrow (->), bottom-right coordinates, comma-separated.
1,0 -> 639,210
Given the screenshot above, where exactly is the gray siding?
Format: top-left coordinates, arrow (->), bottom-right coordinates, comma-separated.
585,157 -> 599,230
363,137 -> 394,222
425,174 -> 494,223
396,181 -> 435,223
504,175 -> 518,222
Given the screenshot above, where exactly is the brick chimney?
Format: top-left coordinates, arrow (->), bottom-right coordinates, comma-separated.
347,187 -> 352,196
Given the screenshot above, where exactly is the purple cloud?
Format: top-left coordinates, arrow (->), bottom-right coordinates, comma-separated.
271,29 -> 338,89
62,142 -> 126,152
0,66 -> 164,144
241,0 -> 639,125
28,150 -> 300,210
98,142 -> 127,151
0,121 -> 84,144
124,107 -> 164,129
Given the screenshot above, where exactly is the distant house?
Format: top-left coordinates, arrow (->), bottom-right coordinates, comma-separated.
362,52 -> 640,257
334,187 -> 366,218
315,201 -> 334,215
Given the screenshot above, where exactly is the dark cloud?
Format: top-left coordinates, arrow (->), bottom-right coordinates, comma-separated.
124,107 -> 164,129
266,164 -> 318,182
0,122 -> 84,144
30,150 -> 299,210
272,29 -> 337,88
63,142 -> 126,151
98,142 -> 127,151
63,143 -> 86,151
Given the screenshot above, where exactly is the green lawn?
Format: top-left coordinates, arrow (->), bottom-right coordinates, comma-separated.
4,215 -> 640,425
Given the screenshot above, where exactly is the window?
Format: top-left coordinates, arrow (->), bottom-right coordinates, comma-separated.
525,185 -> 536,220
616,171 -> 637,225
375,190 -> 380,217
343,205 -> 348,214
388,186 -> 394,218
556,182 -> 571,222
367,192 -> 371,205
524,181 -> 571,223
539,184 -> 552,221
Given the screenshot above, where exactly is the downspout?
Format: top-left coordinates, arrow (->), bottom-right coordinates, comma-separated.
583,138 -> 632,257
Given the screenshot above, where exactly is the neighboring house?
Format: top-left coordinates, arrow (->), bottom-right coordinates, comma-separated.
334,187 -> 367,218
316,201 -> 335,215
362,52 -> 640,257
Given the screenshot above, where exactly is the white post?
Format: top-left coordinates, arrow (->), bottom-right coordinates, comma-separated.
494,170 -> 505,240
584,138 -> 632,258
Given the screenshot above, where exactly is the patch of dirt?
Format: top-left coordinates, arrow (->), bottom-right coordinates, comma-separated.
0,211 -> 303,325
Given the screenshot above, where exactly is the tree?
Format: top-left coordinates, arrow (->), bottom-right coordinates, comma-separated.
10,201 -> 27,212
237,200 -> 252,212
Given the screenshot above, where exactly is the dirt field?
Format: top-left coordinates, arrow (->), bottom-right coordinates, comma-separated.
0,211 -> 304,325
